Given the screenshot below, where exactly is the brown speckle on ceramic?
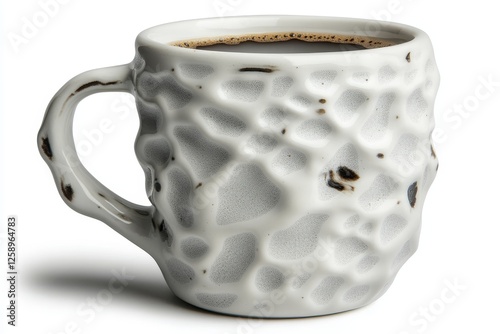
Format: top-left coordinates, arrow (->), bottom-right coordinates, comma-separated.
239,67 -> 274,73
60,181 -> 74,201
154,181 -> 162,192
337,166 -> 360,181
408,181 -> 418,208
328,178 -> 345,191
41,137 -> 53,160
75,80 -> 119,93
327,169 -> 356,191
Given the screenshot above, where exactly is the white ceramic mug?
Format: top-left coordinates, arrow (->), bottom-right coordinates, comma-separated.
38,16 -> 439,318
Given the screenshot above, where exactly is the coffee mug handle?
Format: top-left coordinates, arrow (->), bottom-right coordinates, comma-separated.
38,64 -> 155,251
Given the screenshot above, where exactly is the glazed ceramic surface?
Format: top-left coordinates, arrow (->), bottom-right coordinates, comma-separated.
38,16 -> 439,318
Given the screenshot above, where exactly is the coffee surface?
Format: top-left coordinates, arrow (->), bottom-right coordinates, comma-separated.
171,32 -> 395,53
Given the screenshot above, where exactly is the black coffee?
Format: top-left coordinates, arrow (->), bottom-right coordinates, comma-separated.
171,32 -> 396,53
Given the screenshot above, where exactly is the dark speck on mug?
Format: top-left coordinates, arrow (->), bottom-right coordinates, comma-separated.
60,181 -> 74,201
337,166 -> 360,181
41,137 -> 53,159
328,179 -> 345,191
154,181 -> 162,192
408,181 -> 418,208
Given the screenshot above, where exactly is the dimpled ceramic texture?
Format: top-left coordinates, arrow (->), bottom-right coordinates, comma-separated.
38,16 -> 439,318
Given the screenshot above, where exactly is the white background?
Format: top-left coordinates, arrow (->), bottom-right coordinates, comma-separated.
1,0 -> 499,333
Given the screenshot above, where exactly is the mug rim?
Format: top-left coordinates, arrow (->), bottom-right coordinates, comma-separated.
136,15 -> 428,58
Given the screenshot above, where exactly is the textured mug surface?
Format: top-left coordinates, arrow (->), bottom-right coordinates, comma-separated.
38,16 -> 439,318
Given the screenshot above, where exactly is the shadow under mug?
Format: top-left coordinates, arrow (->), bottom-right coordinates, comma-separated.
38,15 -> 439,318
